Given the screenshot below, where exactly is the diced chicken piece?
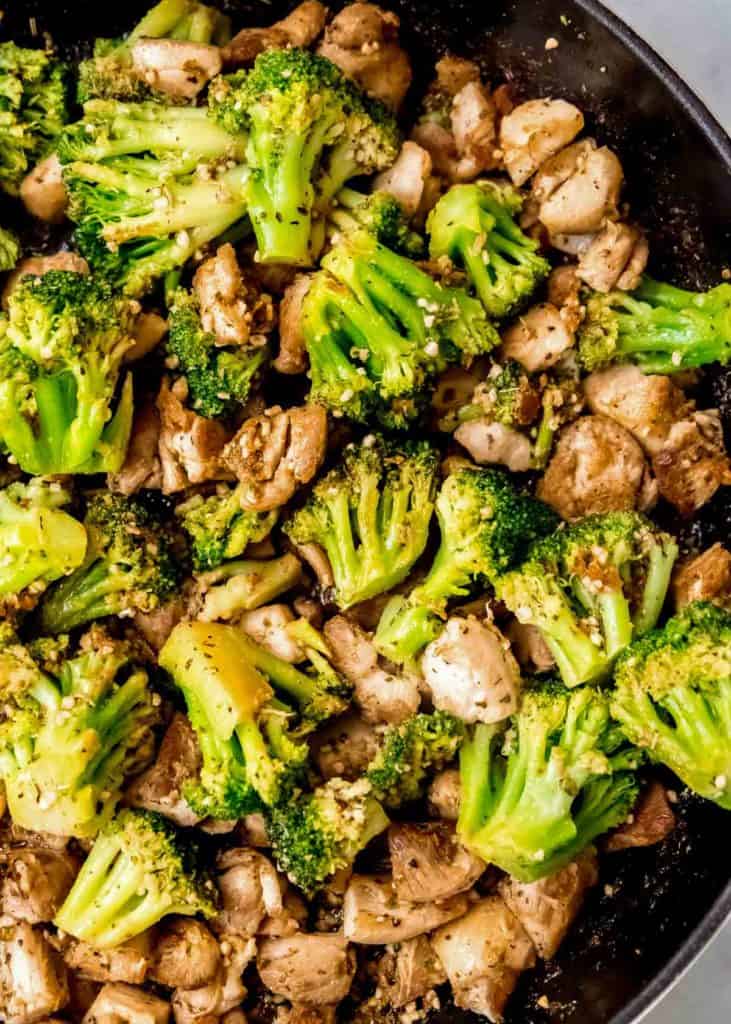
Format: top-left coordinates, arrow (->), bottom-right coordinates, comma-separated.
1,847 -> 78,924
500,302 -> 575,372
653,411 -> 731,516
131,39 -> 222,100
83,983 -> 168,1024
237,604 -> 304,662
157,379 -> 230,494
431,366 -> 479,424
605,781 -> 676,853
672,543 -> 731,610
258,886 -> 308,938
19,155 -> 67,224
454,420 -> 533,473
0,923 -> 69,1024
428,769 -> 461,822
547,265 -> 584,333
2,252 -> 89,308
311,712 -> 380,781
294,541 -> 335,589
133,596 -> 185,652
532,139 -> 623,236
222,1 -> 329,65
108,401 -> 162,496
377,935 -> 447,1008
389,822 -> 485,902
583,365 -> 692,456
410,121 -> 462,182
193,244 -> 274,347
274,0 -> 330,46
275,275 -> 312,374
421,617 -> 521,724
499,99 -> 584,186
214,849 -> 286,938
498,849 -> 599,959
125,311 -> 168,363
125,713 -> 202,828
343,874 -> 470,944
433,55 -> 481,97
577,221 -> 649,293
505,620 -> 555,673
318,3 -> 412,109
172,935 -> 254,1024
276,1006 -> 336,1024
373,141 -> 432,217
63,934 -> 152,985
537,415 -> 657,521
322,617 -> 378,679
450,81 -> 501,176
257,933 -> 355,1005
223,404 -> 327,512
149,919 -> 221,990
432,896 -> 536,1022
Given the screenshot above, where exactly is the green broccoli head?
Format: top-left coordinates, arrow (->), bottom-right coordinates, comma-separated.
328,187 -> 425,257
375,467 -> 558,664
0,270 -> 137,475
458,680 -> 642,881
209,48 -> 400,266
285,435 -> 439,609
167,287 -> 268,419
176,484 -> 277,572
160,621 -> 310,815
578,277 -> 731,373
367,711 -> 466,809
0,226 -> 20,272
427,181 -> 550,318
267,777 -> 389,895
0,42 -> 69,195
496,511 -> 679,689
54,808 -> 217,947
40,492 -> 180,634
0,628 -> 160,837
0,478 -> 87,600
612,601 -> 731,808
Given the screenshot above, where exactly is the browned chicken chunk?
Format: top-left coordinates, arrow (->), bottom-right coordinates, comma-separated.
499,99 -> 584,186
0,923 -> 69,1024
454,420 -> 533,473
652,411 -> 731,516
583,365 -> 691,454
389,822 -> 485,902
577,221 -> 649,293
63,934 -> 153,986
373,141 -> 433,217
1,846 -> 78,924
130,39 -> 222,100
257,933 -> 355,1005
343,874 -> 470,944
214,849 -> 287,937
428,768 -> 461,822
237,604 -> 305,660
19,155 -> 67,224
148,919 -> 221,990
532,139 -> 623,237
377,935 -> 447,1008
672,543 -> 731,610
500,302 -> 575,372
133,596 -> 186,653
276,1007 -> 337,1024
275,275 -> 312,374
125,311 -> 168,364
157,379 -> 231,494
450,81 -> 501,176
125,713 -> 202,829
505,620 -> 555,674
171,935 -> 254,1024
108,401 -> 162,496
193,244 -> 274,347
83,982 -> 169,1024
605,781 -> 676,853
222,1 -> 329,66
310,712 -> 381,781
547,264 -> 584,333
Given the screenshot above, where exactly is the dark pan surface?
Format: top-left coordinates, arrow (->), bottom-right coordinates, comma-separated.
3,2 -> 731,1021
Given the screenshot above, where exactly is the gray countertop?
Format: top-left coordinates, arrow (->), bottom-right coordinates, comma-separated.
598,7 -> 731,1021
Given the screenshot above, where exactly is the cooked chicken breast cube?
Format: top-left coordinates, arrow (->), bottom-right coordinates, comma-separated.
19,155 -> 67,224
652,411 -> 731,516
238,604 -> 305,662
454,420 -> 534,473
63,934 -> 152,986
500,303 -> 575,372
125,712 -> 202,829
157,379 -> 231,494
577,221 -> 649,293
275,275 -> 312,375
499,99 -> 584,186
605,781 -> 677,853
389,822 -> 485,902
172,936 -> 254,1024
0,924 -> 69,1024
108,401 -> 163,496
532,139 -> 623,236
82,983 -> 169,1024
193,244 -> 274,348
149,919 -> 221,990
378,935 -> 447,1008
1,846 -> 78,924
505,620 -> 555,673
257,933 -> 355,1005
214,849 -> 286,938
222,1 -> 328,66
311,712 -> 381,781
374,141 -> 433,217
131,40 -> 222,100
343,874 -> 470,944
450,81 -> 500,176
428,768 -> 462,822
672,543 -> 731,610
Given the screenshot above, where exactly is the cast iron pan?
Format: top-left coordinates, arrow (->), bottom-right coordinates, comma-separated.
2,1 -> 731,1021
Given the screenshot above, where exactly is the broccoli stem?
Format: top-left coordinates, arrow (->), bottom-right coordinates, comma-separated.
230,632 -> 319,711
128,0 -> 191,41
535,599 -> 607,688
457,723 -> 501,836
40,559 -> 130,634
596,590 -> 633,661
633,540 -> 679,636
235,717 -> 281,806
374,596 -> 442,664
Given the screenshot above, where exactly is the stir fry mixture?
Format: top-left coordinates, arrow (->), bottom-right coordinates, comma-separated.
1,1 -> 731,1022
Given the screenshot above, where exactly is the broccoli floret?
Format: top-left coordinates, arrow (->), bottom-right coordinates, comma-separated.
367,711 -> 466,808
40,493 -> 180,634
427,181 -> 550,318
285,435 -> 439,609
458,681 -> 642,881
496,512 -> 679,689
167,287 -> 268,419
159,621 -> 310,815
197,553 -> 304,622
54,808 -> 217,947
78,0 -> 230,103
611,601 -> 731,808
0,628 -> 160,837
0,270 -> 137,475
0,42 -> 69,195
578,277 -> 731,373
208,48 -> 401,266
0,227 -> 20,272
267,778 -> 389,895
303,231 -> 499,425
176,484 -> 277,572
0,478 -> 87,601
375,467 -> 558,664
328,187 -> 425,257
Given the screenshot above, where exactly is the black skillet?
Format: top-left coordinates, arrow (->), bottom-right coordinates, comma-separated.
2,1 -> 730,1021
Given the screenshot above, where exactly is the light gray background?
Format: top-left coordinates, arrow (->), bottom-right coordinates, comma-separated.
601,3 -> 731,1020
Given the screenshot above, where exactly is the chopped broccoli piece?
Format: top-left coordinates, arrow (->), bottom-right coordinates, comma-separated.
611,601 -> 731,808
367,711 -> 465,808
0,42 -> 69,195
0,478 -> 87,599
285,435 -> 439,609
54,808 -> 217,947
375,467 -> 558,664
208,48 -> 401,265
458,680 -> 642,881
328,187 -> 425,257
427,181 -> 550,318
159,621 -> 309,816
176,484 -> 277,572
0,628 -> 160,837
267,778 -> 389,895
167,286 -> 268,419
578,277 -> 731,373
197,554 -> 304,622
0,270 -> 136,475
0,227 -> 20,271
40,492 -> 180,634
496,511 -> 679,688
